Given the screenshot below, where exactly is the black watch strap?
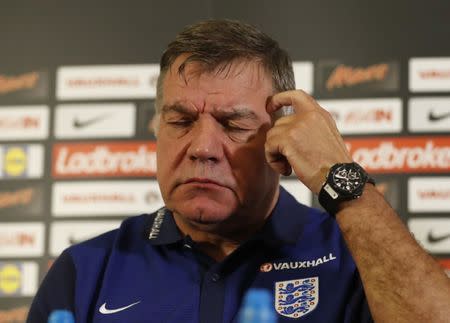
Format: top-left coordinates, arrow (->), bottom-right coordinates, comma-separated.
318,183 -> 341,215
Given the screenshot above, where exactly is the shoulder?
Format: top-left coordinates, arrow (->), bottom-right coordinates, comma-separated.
66,212 -> 156,262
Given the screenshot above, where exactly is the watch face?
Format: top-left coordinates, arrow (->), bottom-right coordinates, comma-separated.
331,164 -> 365,194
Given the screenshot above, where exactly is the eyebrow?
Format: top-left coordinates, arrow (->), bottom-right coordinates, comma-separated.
161,103 -> 197,116
214,107 -> 259,121
161,103 -> 259,121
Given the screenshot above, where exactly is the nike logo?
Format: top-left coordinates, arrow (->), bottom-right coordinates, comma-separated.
427,231 -> 450,244
99,301 -> 141,314
428,110 -> 450,122
73,114 -> 110,128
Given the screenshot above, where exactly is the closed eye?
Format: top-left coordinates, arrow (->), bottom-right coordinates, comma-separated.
167,119 -> 194,127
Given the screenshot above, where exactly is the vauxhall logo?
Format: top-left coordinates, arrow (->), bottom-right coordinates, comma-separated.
260,253 -> 337,272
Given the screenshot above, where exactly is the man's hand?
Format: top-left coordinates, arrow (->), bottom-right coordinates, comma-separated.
265,93 -> 450,323
265,90 -> 352,194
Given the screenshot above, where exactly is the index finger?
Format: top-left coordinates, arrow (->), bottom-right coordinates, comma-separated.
266,90 -> 318,116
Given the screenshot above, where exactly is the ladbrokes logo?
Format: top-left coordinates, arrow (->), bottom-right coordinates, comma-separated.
316,61 -> 399,95
0,72 -> 39,95
346,137 -> 450,174
0,306 -> 28,322
52,141 -> 157,178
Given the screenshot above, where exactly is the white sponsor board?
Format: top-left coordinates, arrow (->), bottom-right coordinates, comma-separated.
319,98 -> 402,134
0,262 -> 38,296
280,180 -> 312,206
0,144 -> 44,179
293,61 -> 313,94
52,180 -> 164,216
0,223 -> 45,257
409,57 -> 450,92
408,177 -> 450,213
408,218 -> 450,253
57,64 -> 160,100
54,103 -> 136,138
408,97 -> 450,133
49,221 -> 121,257
0,106 -> 49,140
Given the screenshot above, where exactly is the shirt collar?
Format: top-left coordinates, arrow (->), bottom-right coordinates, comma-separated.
146,186 -> 310,247
146,207 -> 183,245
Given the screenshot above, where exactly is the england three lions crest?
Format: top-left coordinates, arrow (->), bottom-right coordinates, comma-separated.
275,277 -> 319,319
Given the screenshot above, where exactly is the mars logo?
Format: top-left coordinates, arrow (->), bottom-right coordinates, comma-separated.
316,61 -> 399,96
0,264 -> 21,295
326,63 -> 389,90
0,188 -> 34,209
0,72 -> 39,95
260,263 -> 273,272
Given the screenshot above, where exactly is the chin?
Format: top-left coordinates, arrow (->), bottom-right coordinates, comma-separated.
167,187 -> 239,223
180,204 -> 235,225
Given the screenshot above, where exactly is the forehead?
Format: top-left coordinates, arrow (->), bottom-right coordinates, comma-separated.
162,55 -> 273,112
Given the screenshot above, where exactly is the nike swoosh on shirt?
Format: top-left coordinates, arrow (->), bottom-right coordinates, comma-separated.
427,231 -> 450,244
99,301 -> 141,314
73,114 -> 110,128
428,111 -> 450,122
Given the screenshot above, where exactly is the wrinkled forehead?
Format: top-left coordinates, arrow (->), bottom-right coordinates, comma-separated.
166,54 -> 273,91
160,55 -> 274,114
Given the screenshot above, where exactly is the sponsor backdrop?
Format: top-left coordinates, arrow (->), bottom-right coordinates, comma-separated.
1,1 -> 449,319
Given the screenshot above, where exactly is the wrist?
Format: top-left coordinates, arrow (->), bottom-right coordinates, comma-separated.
318,162 -> 375,216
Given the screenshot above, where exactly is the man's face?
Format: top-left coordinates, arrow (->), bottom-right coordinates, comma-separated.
156,55 -> 279,229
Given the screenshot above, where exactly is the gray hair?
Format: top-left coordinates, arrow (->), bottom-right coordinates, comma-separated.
153,19 -> 295,132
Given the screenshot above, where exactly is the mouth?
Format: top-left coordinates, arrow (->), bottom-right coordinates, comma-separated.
184,178 -> 223,187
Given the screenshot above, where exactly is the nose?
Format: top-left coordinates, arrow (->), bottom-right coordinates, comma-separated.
186,116 -> 224,163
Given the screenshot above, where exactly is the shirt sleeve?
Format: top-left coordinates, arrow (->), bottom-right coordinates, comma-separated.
27,250 -> 76,323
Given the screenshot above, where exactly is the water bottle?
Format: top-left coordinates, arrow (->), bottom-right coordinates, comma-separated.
47,310 -> 75,323
237,288 -> 277,323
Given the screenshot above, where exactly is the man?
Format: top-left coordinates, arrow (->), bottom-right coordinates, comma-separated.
28,20 -> 450,322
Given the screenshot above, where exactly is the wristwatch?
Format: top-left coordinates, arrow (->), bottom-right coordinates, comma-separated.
318,162 -> 375,215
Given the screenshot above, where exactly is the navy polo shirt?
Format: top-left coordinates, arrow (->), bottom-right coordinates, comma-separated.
28,187 -> 372,322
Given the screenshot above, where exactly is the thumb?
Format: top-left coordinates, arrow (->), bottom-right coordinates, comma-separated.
265,151 -> 292,176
